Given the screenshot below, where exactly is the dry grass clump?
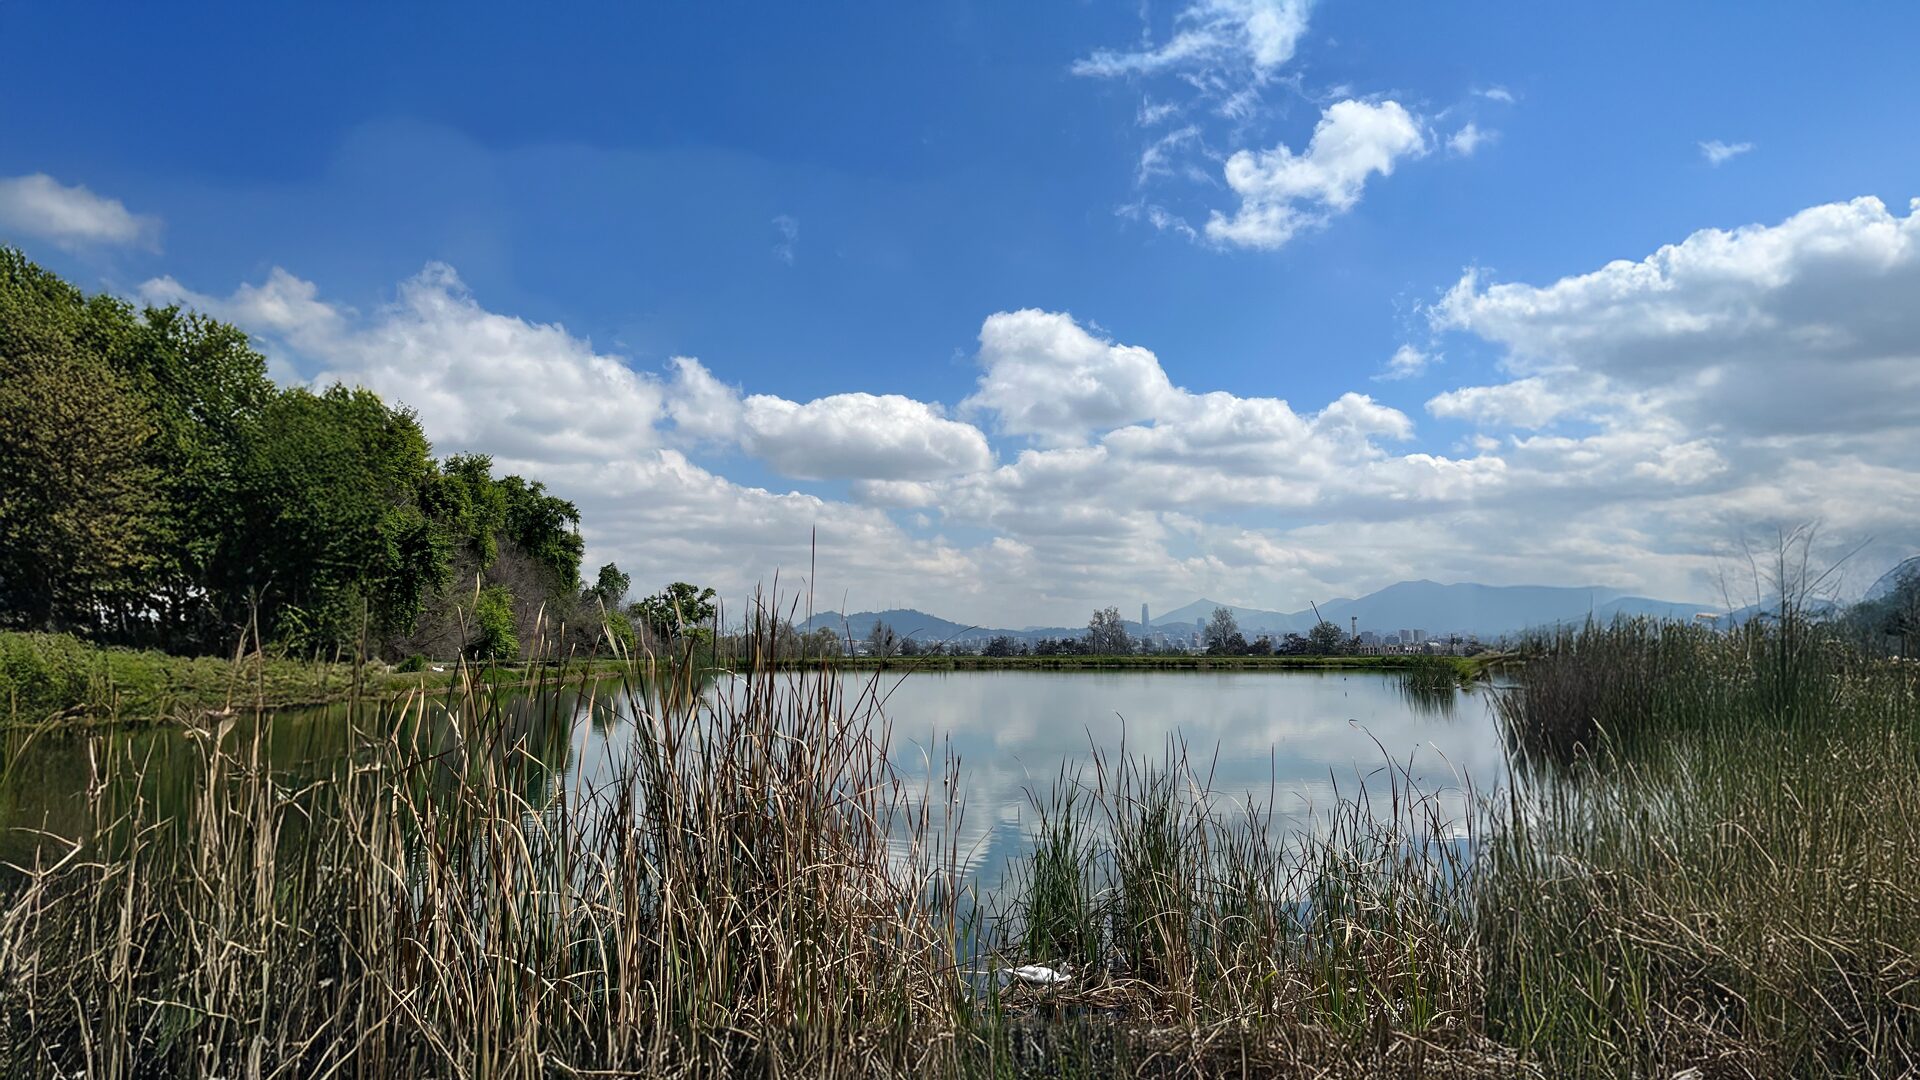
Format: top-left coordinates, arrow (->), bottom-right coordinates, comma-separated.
0,613 -> 970,1077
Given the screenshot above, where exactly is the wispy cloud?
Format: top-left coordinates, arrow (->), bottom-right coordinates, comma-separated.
1137,124 -> 1202,184
772,214 -> 799,265
1376,344 -> 1438,380
1446,122 -> 1493,157
1699,139 -> 1754,166
1136,98 -> 1182,127
1475,85 -> 1516,104
1072,0 -> 1313,81
0,173 -> 161,250
1079,0 -> 1324,244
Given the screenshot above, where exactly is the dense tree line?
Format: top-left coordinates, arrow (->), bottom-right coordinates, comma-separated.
0,249 -> 601,660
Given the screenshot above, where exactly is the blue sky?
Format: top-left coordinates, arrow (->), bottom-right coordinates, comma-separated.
6,2 -> 1920,623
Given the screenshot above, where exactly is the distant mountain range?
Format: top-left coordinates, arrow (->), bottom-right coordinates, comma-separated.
1152,581 -> 1705,638
800,579 -> 1716,645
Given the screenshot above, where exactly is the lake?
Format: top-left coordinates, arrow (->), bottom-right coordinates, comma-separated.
0,668 -> 1506,888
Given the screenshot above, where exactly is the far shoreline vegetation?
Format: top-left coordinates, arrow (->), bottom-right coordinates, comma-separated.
811,650 -> 1487,674
0,629 -> 1489,726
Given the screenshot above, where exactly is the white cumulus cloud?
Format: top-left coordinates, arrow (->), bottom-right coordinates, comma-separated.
1205,99 -> 1427,250
963,308 -> 1187,443
1432,195 -> 1920,437
1426,377 -> 1585,429
739,392 -> 990,481
146,263 -> 666,464
142,267 -> 345,341
134,190 -> 1920,625
0,173 -> 160,250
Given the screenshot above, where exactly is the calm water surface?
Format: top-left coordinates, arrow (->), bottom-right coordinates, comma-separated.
0,670 -> 1506,886
575,669 -> 1508,885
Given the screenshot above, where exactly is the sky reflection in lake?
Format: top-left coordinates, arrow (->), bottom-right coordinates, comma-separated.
567,669 -> 1508,888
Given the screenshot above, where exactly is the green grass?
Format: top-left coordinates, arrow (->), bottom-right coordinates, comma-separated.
1478,710 -> 1920,1074
0,630 -> 628,724
1480,617 -> 1920,1074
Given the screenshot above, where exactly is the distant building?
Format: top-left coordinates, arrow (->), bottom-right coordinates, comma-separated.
1142,603 -> 1150,629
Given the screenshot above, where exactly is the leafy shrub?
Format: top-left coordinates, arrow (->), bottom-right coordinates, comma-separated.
601,609 -> 636,653
0,632 -> 98,720
469,586 -> 518,660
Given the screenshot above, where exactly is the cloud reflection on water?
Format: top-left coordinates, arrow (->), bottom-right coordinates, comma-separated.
566,670 -> 1507,889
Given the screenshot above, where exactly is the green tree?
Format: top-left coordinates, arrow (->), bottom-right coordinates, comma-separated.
1086,606 -> 1131,654
0,252 -> 613,663
127,306 -> 275,636
587,563 -> 636,653
470,585 -> 519,659
1203,606 -> 1242,653
0,250 -> 173,635
0,248 -> 278,648
1307,619 -> 1346,655
592,563 -> 631,607
218,385 -> 447,651
803,626 -> 844,658
0,321 -> 161,631
631,582 -> 718,641
498,476 -> 583,596
1868,564 -> 1920,655
424,453 -> 510,567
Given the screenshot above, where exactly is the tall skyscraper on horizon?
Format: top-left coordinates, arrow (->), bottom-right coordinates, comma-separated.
1142,603 -> 1149,628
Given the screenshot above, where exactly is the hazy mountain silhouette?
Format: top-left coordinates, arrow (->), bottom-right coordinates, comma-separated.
804,579 -> 1708,644
1866,556 -> 1920,602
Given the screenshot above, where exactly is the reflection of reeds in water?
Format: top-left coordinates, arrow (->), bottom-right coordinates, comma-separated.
2,605 -> 1917,1075
1386,654 -> 1465,721
1399,681 -> 1461,719
983,735 -> 1490,1068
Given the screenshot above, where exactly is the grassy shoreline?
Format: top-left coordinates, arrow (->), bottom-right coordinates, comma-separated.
4,632 -> 1490,725
0,630 -> 628,725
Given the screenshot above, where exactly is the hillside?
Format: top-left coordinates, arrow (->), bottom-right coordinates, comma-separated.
1154,581 -> 1705,640
809,578 -> 1710,645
